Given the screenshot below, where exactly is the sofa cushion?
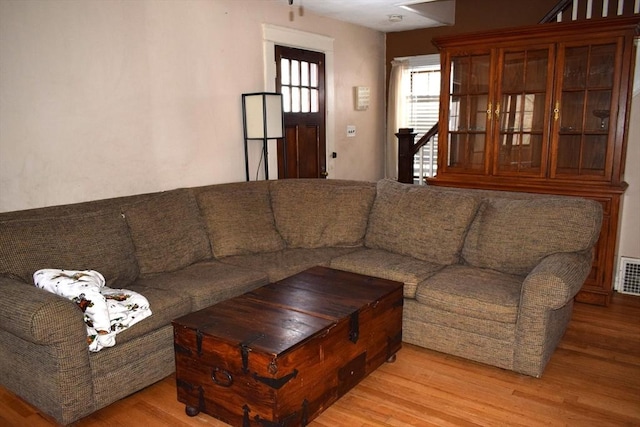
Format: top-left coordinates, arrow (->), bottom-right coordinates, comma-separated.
220,247 -> 358,283
415,265 -> 523,323
0,210 -> 139,288
270,180 -> 376,248
365,180 -> 480,265
136,260 -> 268,311
196,181 -> 285,258
105,284 -> 192,345
462,196 -> 602,276
329,248 -> 444,299
122,189 -> 212,274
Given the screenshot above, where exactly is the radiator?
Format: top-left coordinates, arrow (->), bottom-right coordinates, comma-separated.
617,257 -> 640,296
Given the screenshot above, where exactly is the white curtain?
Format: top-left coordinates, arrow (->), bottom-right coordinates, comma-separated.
386,59 -> 409,179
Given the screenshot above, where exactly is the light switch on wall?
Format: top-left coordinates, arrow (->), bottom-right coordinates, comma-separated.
347,125 -> 356,137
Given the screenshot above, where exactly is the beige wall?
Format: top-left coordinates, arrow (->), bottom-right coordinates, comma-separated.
618,70 -> 640,268
0,0 -> 386,212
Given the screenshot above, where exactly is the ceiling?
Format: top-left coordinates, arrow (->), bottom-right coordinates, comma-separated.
280,0 -> 456,33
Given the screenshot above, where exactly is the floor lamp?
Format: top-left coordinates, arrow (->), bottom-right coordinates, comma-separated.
242,93 -> 285,181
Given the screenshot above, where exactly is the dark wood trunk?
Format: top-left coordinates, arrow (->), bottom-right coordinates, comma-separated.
172,266 -> 403,427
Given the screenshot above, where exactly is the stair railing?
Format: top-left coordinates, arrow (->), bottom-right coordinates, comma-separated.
539,0 -> 639,23
396,123 -> 438,184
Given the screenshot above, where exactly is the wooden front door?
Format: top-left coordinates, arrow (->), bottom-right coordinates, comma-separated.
275,45 -> 327,179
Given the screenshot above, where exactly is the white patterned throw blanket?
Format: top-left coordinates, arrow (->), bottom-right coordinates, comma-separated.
33,269 -> 152,352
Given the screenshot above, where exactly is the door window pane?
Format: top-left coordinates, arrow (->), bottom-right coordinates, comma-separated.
311,89 -> 319,112
311,63 -> 318,86
301,61 -> 309,86
282,86 -> 291,113
301,88 -> 310,113
291,87 -> 300,113
291,60 -> 300,85
280,59 -> 290,85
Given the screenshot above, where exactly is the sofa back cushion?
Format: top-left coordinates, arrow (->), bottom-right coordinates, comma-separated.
121,189 -> 212,275
461,196 -> 603,275
365,180 -> 480,265
270,180 -> 376,248
0,210 -> 139,287
196,181 -> 285,258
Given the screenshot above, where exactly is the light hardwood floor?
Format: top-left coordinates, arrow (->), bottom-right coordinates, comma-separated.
1,293 -> 639,426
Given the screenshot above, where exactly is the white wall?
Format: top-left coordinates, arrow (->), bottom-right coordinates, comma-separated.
0,0 -> 386,212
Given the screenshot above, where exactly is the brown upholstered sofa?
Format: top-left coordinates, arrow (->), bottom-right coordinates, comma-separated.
0,178 -> 602,425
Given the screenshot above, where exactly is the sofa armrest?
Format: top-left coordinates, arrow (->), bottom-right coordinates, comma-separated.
514,251 -> 593,377
0,275 -> 87,344
0,275 -> 95,424
520,250 -> 593,310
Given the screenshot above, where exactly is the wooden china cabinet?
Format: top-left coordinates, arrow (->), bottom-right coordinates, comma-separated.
428,17 -> 639,305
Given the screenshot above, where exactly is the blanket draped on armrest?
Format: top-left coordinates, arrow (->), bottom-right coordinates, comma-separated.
33,269 -> 152,352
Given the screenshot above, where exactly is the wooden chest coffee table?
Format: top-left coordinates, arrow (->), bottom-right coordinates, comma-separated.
172,266 -> 403,426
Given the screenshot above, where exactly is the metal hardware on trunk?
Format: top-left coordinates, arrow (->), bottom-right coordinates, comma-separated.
253,369 -> 298,389
211,367 -> 233,387
198,385 -> 205,412
240,344 -> 251,374
242,404 -> 251,427
301,399 -> 309,426
240,333 -> 266,373
349,311 -> 359,343
196,330 -> 203,356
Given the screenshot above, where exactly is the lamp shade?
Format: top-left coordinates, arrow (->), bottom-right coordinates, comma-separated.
242,93 -> 284,139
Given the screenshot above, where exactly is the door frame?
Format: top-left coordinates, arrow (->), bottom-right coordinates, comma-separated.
262,24 -> 335,179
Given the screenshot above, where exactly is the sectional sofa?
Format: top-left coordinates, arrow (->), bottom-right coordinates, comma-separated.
0,178 -> 602,425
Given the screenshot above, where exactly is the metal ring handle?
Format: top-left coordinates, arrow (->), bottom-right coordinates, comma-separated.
211,367 -> 233,387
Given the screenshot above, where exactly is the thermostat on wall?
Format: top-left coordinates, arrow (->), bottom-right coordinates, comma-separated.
354,86 -> 370,111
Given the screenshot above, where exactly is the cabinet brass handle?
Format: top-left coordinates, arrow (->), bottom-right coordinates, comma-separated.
554,102 -> 560,121
495,102 -> 500,119
486,102 -> 492,117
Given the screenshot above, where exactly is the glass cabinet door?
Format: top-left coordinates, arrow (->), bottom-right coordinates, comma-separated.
552,41 -> 618,180
494,47 -> 553,177
446,53 -> 491,172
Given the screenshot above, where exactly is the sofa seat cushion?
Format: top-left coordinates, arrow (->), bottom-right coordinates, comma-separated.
270,179 -> 376,248
0,210 -> 139,288
219,247 -> 358,283
403,300 -> 515,370
403,299 -> 516,342
196,182 -> 285,257
462,196 -> 602,276
329,248 -> 445,299
109,284 -> 192,345
122,189 -> 212,275
415,265 -> 523,323
135,260 -> 269,311
365,180 -> 480,265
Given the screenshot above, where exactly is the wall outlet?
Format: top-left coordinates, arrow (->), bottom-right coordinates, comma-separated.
347,125 -> 356,137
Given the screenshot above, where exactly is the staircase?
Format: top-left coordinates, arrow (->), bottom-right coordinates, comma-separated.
397,0 -> 639,185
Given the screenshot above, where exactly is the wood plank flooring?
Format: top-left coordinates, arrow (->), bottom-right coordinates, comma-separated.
1,293 -> 639,426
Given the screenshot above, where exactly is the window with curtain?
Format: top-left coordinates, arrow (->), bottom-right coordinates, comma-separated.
406,55 -> 441,182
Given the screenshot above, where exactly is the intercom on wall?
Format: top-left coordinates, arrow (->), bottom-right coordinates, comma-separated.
354,86 -> 370,111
